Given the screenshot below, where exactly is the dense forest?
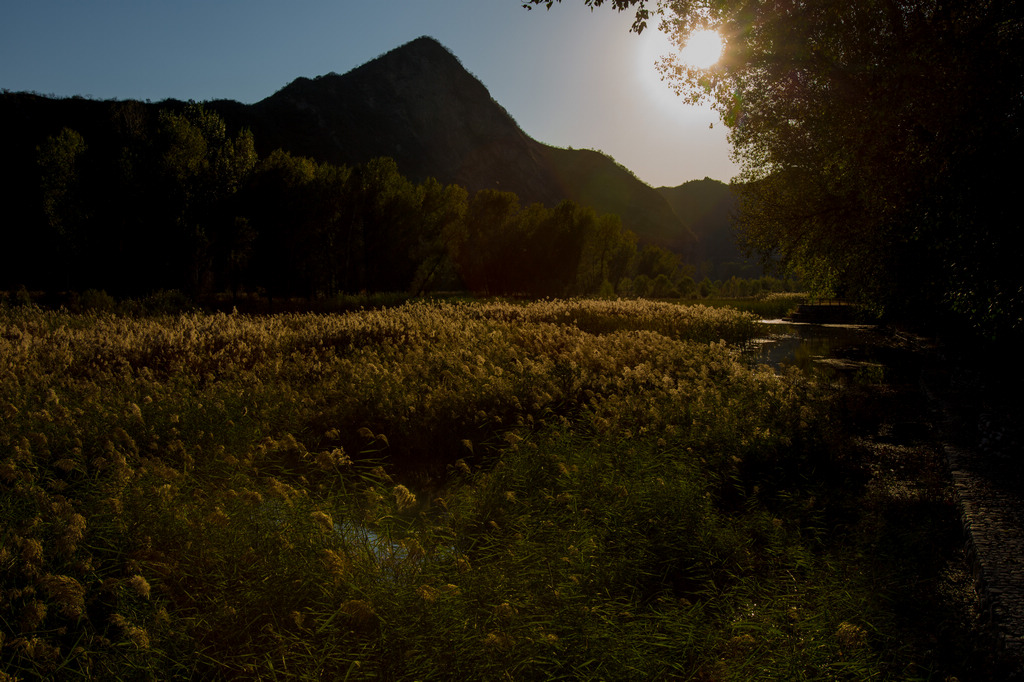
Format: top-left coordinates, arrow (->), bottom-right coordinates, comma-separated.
6,100 -> 724,301
6,96 -> 790,304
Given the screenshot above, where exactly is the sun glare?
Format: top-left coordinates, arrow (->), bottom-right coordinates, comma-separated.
680,30 -> 723,69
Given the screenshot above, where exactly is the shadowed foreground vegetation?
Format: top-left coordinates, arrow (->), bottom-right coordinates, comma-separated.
0,299 -> 1010,679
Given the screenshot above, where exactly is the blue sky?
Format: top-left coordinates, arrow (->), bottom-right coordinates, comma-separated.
0,0 -> 738,187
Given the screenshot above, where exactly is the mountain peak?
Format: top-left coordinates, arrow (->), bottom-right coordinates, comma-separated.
254,32 -> 547,196
340,35 -> 469,85
386,35 -> 458,60
268,36 -> 466,104
230,39 -> 693,251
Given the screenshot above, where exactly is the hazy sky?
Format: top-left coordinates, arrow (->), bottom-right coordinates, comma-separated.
0,0 -> 739,187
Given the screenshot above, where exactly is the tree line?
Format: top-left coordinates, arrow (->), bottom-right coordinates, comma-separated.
20,102 -> 708,302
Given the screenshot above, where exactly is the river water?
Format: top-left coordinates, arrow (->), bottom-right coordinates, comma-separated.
747,319 -> 906,383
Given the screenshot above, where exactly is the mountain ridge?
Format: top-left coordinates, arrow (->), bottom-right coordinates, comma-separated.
0,36 -> 755,274
207,36 -> 697,253
657,178 -> 759,279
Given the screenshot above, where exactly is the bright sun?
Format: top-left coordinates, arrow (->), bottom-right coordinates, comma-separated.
680,30 -> 723,68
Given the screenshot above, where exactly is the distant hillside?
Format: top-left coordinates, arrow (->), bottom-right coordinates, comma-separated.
0,36 -> 722,280
210,37 -> 693,254
657,178 -> 761,279
214,37 -> 555,204
543,147 -> 694,253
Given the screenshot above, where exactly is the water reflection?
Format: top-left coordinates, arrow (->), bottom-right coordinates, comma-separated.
748,320 -> 888,382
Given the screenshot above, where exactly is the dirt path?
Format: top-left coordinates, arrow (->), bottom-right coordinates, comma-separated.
787,324 -> 1024,678
754,320 -> 1024,676
919,346 -> 1024,676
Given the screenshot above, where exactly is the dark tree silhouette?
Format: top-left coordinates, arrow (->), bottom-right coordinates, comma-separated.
533,0 -> 1024,338
37,128 -> 88,290
157,104 -> 257,296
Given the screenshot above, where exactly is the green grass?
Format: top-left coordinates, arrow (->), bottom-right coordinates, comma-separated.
0,298 -> 1006,679
687,292 -> 808,319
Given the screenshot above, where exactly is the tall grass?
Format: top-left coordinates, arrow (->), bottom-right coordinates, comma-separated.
0,298 -> 989,679
690,292 -> 808,319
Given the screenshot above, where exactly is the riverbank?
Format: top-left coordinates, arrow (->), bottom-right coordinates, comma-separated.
920,342 -> 1024,674
756,320 -> 1024,677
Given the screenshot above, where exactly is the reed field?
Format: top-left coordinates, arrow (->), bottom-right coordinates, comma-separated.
0,298 -> 986,679
692,293 -> 806,320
